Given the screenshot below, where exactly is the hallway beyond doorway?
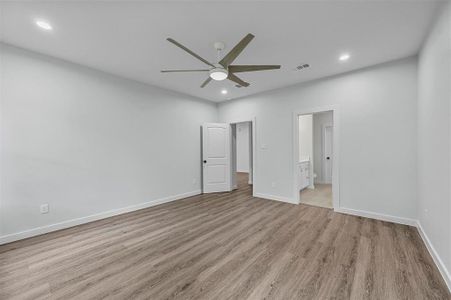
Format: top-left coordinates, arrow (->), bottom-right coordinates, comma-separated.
236,172 -> 250,190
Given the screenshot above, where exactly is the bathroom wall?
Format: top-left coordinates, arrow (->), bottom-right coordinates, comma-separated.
298,114 -> 313,162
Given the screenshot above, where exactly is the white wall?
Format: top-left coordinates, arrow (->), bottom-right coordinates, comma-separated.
417,0 -> 451,287
313,111 -> 333,183
236,122 -> 250,173
219,57 -> 418,219
0,44 -> 218,241
298,114 -> 313,162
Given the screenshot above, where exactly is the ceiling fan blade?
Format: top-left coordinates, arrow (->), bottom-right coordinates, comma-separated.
228,73 -> 250,87
200,77 -> 212,88
161,69 -> 209,73
219,33 -> 255,68
167,38 -> 215,68
228,65 -> 281,73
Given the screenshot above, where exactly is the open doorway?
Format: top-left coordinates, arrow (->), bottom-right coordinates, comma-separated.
231,122 -> 253,191
296,110 -> 335,209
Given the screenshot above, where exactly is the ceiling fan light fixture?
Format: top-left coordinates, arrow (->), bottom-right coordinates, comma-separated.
209,68 -> 228,81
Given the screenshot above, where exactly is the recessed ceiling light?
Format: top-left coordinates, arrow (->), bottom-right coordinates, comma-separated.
221,89 -> 228,95
339,53 -> 350,62
35,19 -> 52,31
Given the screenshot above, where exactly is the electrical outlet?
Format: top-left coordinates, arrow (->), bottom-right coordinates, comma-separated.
40,204 -> 49,214
192,178 -> 197,185
271,182 -> 276,188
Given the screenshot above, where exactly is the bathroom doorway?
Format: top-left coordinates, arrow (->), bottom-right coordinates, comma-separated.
294,108 -> 338,209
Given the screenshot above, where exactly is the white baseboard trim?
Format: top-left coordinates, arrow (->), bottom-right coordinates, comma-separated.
254,193 -> 298,204
335,207 -> 417,226
416,221 -> 451,292
0,190 -> 201,245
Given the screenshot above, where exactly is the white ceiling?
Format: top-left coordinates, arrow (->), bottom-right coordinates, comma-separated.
0,1 -> 442,102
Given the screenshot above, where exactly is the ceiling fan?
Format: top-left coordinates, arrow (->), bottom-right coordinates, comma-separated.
161,33 -> 281,88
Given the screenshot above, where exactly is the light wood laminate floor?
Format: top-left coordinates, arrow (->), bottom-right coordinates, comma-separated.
1,174 -> 449,299
300,183 -> 333,209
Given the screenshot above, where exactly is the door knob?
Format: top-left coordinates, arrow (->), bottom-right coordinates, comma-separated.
326,157 -> 330,160
203,160 -> 207,163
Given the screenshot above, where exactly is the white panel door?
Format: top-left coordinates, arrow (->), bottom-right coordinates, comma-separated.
323,125 -> 333,183
202,123 -> 231,193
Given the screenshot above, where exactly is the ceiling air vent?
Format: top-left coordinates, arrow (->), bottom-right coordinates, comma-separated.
294,63 -> 310,71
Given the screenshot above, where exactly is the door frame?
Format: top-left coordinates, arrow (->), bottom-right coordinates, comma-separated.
293,106 -> 340,210
228,117 -> 256,196
322,123 -> 333,184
